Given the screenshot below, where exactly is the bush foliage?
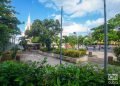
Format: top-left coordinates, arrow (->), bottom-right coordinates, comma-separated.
0,47 -> 20,62
0,51 -> 12,61
0,61 -> 105,86
0,61 -> 120,86
40,48 -> 87,58
113,46 -> 120,61
53,49 -> 86,58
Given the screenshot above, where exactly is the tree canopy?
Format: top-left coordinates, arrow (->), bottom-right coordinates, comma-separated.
25,19 -> 61,51
91,13 -> 120,45
0,0 -> 21,51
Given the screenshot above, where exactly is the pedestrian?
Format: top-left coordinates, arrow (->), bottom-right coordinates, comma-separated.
99,45 -> 101,51
93,45 -> 96,51
86,46 -> 88,50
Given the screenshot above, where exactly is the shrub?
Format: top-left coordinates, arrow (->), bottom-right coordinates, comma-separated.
11,46 -> 19,59
1,51 -> 12,61
1,61 -> 120,85
52,48 -> 65,54
40,48 -> 48,52
79,50 -> 87,56
79,48 -> 86,51
53,49 -> 86,58
0,52 -> 2,57
0,59 -> 48,86
109,61 -> 120,66
113,46 -> 120,61
0,61 -> 105,86
40,48 -> 86,58
53,48 -> 60,54
64,50 -> 80,57
40,48 -> 55,52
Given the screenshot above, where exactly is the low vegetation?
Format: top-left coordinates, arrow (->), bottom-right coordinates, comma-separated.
40,48 -> 86,58
113,46 -> 120,61
109,46 -> 120,66
0,60 -> 120,86
0,47 -> 20,62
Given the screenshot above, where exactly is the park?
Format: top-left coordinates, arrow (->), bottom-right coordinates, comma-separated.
0,0 -> 120,85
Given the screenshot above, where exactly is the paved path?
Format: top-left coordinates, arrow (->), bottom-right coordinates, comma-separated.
20,52 -> 68,66
20,51 -> 116,66
91,51 -> 116,58
87,51 -> 116,64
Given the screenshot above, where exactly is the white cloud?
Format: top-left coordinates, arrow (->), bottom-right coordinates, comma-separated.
54,14 -> 61,20
70,0 -> 103,18
38,0 -> 103,18
52,14 -> 62,24
62,22 -> 89,36
45,3 -> 54,8
52,14 -> 103,35
107,0 -> 120,19
85,18 -> 104,28
39,0 -> 120,35
61,17 -> 105,36
52,14 -> 66,24
38,0 -> 120,19
45,3 -> 57,10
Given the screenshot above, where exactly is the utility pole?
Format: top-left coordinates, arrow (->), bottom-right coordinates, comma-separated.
103,0 -> 108,84
60,6 -> 63,64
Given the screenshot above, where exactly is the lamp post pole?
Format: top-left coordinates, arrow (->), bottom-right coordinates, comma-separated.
73,32 -> 79,50
103,0 -> 108,84
77,33 -> 79,50
60,6 -> 63,64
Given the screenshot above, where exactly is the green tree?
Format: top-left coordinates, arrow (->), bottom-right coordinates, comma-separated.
108,14 -> 120,28
91,28 -> 104,44
53,36 -> 60,48
108,30 -> 118,44
19,37 -> 27,51
0,0 -> 20,51
83,36 -> 93,46
31,36 -> 40,43
25,19 -> 61,51
63,36 -> 69,49
68,35 -> 77,49
91,13 -> 120,45
78,35 -> 85,48
117,31 -> 120,45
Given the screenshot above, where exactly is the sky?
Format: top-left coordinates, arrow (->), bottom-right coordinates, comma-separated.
11,0 -> 120,36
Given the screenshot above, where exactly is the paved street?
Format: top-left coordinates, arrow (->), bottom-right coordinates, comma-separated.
86,46 -> 113,52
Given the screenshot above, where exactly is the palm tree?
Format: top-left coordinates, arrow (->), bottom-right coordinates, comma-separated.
78,35 -> 84,48
63,36 -> 69,49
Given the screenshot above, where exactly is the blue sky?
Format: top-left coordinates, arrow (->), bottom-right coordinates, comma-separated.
12,0 -> 120,36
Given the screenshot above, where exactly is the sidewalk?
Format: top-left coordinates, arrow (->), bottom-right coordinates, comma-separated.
87,51 -> 116,64
20,51 -> 68,66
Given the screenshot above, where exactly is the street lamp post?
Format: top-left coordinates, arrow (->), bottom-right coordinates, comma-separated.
73,32 -> 79,50
103,0 -> 108,84
60,6 -> 63,64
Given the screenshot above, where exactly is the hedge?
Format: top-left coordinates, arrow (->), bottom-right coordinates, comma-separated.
53,49 -> 86,58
